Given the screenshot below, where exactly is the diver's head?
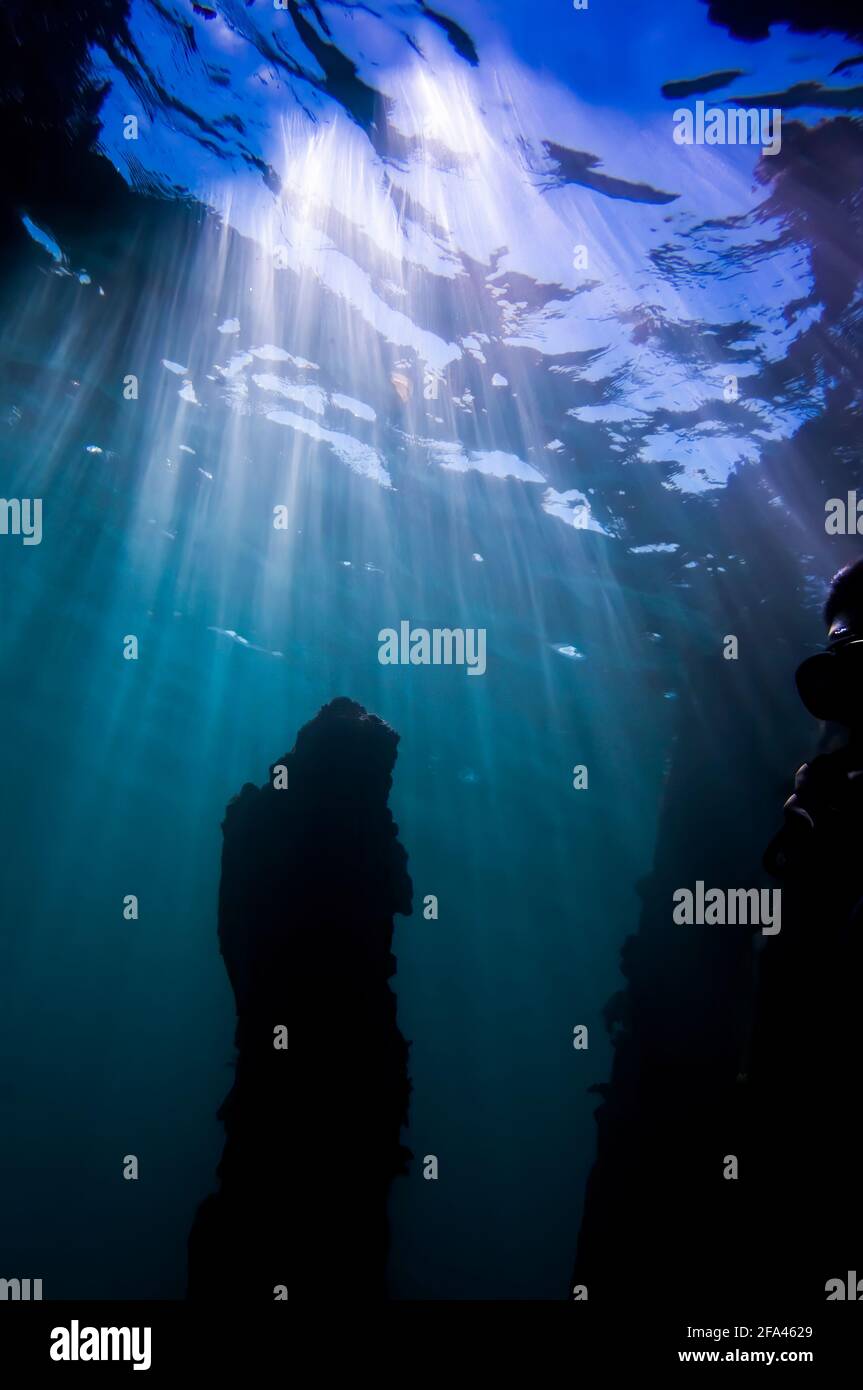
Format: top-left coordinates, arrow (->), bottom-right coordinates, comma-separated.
796,559 -> 863,727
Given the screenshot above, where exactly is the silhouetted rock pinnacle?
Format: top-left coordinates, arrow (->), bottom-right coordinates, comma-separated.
573,651 -> 792,1309
188,697 -> 413,1300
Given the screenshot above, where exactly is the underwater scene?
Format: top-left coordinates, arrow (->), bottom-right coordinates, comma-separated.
1,0 -> 863,1363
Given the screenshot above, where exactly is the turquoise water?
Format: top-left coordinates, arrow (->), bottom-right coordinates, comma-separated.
1,0 -> 861,1298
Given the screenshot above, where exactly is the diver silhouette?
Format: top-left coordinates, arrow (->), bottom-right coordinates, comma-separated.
765,557 -> 863,922
751,558 -> 863,1302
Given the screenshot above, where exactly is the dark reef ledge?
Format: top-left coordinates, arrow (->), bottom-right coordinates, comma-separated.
188,698 -> 413,1300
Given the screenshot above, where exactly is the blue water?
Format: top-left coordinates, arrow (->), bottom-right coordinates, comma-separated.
1,0 -> 861,1298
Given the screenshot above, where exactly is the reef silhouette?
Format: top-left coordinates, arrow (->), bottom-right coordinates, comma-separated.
188,697 -> 413,1300
575,601 -> 863,1309
573,651 -> 766,1309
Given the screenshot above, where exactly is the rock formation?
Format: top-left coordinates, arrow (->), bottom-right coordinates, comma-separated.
188,697 -> 413,1300
573,647 -> 802,1309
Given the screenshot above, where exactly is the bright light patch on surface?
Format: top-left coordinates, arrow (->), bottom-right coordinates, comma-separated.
21,215 -> 64,263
